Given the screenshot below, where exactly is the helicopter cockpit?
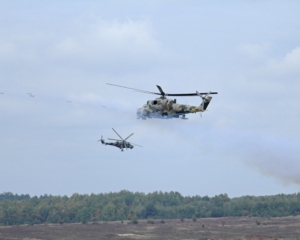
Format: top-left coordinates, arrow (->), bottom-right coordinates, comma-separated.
148,99 -> 162,106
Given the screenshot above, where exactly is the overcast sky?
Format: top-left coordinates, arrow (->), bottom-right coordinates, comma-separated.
1,1 -> 300,198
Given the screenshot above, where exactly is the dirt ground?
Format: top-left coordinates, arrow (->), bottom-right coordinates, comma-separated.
1,216 -> 300,240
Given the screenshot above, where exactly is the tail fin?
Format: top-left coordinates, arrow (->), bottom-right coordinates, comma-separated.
200,96 -> 212,111
98,136 -> 105,144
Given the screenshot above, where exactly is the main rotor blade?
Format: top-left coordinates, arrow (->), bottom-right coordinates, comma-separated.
156,85 -> 165,96
112,128 -> 124,140
107,83 -> 160,95
128,142 -> 143,147
125,133 -> 134,140
107,83 -> 218,97
166,92 -> 218,96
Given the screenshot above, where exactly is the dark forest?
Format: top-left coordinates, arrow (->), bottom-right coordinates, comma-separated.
1,191 -> 300,225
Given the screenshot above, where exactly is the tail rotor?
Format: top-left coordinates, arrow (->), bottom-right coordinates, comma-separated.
196,91 -> 212,112
97,136 -> 103,142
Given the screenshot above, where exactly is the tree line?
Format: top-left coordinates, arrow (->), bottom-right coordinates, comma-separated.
1,191 -> 300,225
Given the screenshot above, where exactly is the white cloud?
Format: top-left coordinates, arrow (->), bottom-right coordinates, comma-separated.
0,18 -> 171,75
267,46 -> 300,76
48,19 -> 168,70
236,43 -> 271,61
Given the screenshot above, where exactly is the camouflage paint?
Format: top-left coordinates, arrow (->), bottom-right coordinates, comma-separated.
100,138 -> 133,151
136,96 -> 212,120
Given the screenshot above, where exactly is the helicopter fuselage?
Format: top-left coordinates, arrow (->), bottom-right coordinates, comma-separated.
136,97 -> 211,120
101,139 -> 134,151
99,128 -> 142,151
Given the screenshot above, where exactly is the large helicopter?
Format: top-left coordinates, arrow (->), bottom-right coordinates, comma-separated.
99,128 -> 142,151
107,83 -> 218,120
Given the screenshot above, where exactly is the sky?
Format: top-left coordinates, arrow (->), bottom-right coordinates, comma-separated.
1,1 -> 300,198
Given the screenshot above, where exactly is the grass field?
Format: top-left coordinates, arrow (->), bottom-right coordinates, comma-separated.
1,216 -> 300,239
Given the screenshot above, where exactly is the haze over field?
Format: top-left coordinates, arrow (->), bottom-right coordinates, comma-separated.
1,1 -> 300,197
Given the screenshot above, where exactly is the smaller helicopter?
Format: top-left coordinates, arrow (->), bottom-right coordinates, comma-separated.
99,128 -> 142,151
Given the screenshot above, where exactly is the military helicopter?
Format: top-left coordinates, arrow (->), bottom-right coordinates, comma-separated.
107,83 -> 218,120
99,128 -> 142,151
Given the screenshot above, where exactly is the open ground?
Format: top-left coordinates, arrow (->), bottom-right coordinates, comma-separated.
1,216 -> 300,240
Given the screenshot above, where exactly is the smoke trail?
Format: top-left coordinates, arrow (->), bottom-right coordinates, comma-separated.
139,118 -> 300,187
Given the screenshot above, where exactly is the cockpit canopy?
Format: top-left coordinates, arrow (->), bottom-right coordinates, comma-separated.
147,99 -> 175,105
147,99 -> 162,105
